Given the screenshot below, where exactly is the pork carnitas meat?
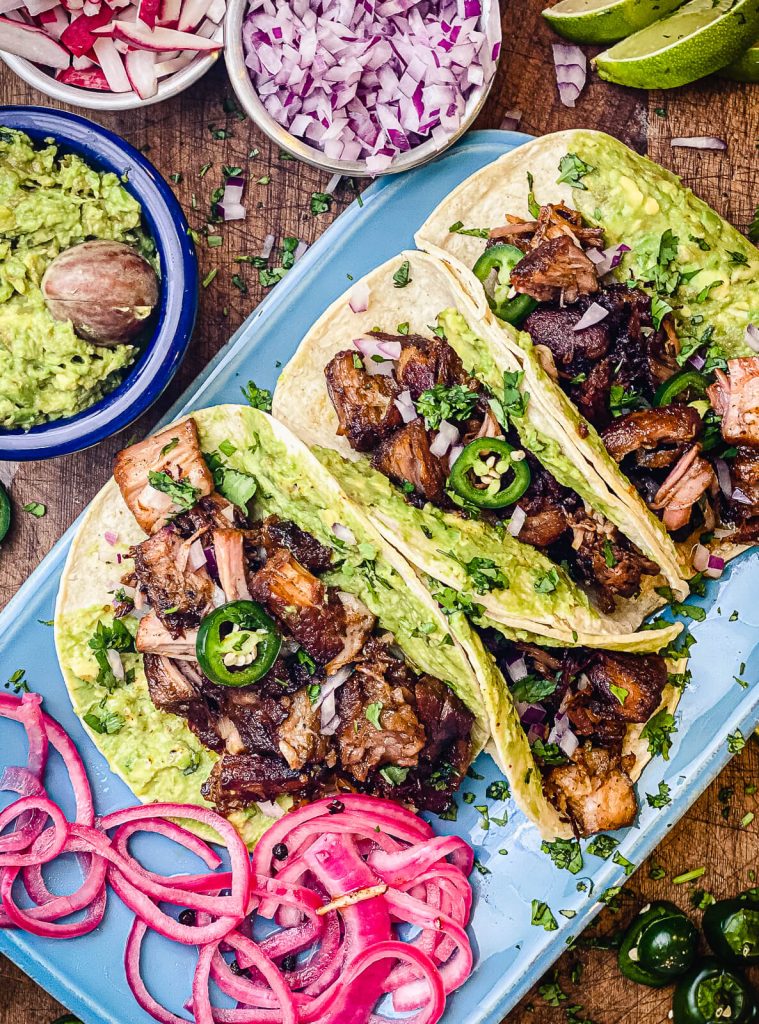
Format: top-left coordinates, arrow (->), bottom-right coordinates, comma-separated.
601,406 -> 703,464
489,202 -> 605,253
371,418 -> 448,504
325,349 -> 402,451
652,445 -> 716,532
545,747 -> 638,835
708,358 -> 759,446
113,419 -> 475,816
394,331 -> 468,398
510,235 -> 599,304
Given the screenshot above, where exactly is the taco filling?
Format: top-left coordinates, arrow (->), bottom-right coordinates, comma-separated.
324,328 -> 660,612
483,633 -> 669,836
476,200 -> 759,554
112,418 -> 474,815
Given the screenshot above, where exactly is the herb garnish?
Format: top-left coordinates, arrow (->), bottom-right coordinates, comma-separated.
310,192 -> 332,215
531,900 -> 559,931
511,674 -> 558,703
641,708 -> 677,760
241,380 -> 272,411
489,370 -> 528,427
534,568 -> 560,594
416,383 -> 478,429
392,260 -> 411,288
531,739 -> 567,765
147,471 -> 199,511
455,555 -> 509,595
526,171 -> 540,219
23,502 -> 46,518
646,781 -> 672,808
88,619 -> 135,691
83,708 -> 125,735
541,838 -> 583,874
365,702 -> 383,730
556,153 -> 595,190
379,765 -> 409,786
448,221 -> 490,238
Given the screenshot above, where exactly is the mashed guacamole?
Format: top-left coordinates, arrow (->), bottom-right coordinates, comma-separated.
0,128 -> 155,430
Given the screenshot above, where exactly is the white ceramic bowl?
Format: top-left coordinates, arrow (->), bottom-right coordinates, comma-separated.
1,39 -> 221,110
224,0 -> 501,177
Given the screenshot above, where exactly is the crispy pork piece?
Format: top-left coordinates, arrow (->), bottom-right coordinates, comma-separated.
510,235 -> 599,304
248,548 -> 348,666
371,419 -> 448,504
726,446 -> 759,518
201,753 -> 313,809
586,652 -> 667,723
114,419 -> 213,534
394,332 -> 468,399
260,516 -> 333,573
571,523 -> 660,610
601,406 -> 702,463
135,612 -> 198,660
172,493 -> 236,536
524,302 -> 610,369
213,528 -> 251,601
131,526 -> 214,632
652,445 -> 716,531
573,358 -> 613,430
325,350 -> 403,452
336,640 -> 426,783
220,689 -> 288,758
277,688 -> 332,771
143,655 -> 223,752
544,747 -> 637,836
707,358 -> 759,447
326,592 -> 376,674
414,675 -> 474,767
488,203 -> 604,252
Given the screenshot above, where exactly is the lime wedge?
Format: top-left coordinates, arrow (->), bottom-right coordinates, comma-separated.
594,0 -> 759,88
721,36 -> 759,79
543,0 -> 683,45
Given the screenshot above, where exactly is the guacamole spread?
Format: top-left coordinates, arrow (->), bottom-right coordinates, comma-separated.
0,128 -> 154,430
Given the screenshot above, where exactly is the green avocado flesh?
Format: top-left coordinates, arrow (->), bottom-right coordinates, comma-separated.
0,128 -> 154,430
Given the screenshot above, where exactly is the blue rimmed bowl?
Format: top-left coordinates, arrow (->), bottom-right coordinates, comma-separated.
0,106 -> 198,460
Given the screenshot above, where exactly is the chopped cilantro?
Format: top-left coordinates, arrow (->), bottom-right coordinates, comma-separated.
397,321 -> 410,335
609,683 -> 628,705
727,729 -> 746,754
689,234 -> 711,251
649,862 -> 666,880
612,851 -> 635,877
281,236 -> 299,270
241,381 -> 272,411
727,250 -> 749,266
654,585 -> 707,622
83,709 -> 125,735
310,191 -> 332,215
88,619 -> 135,690
609,383 -> 643,417
526,170 -> 540,219
209,125 -> 231,140
379,765 -> 409,786
691,889 -> 716,909
531,900 -> 559,931
306,683 -> 321,704
556,153 -> 594,190
448,220 -> 490,238
531,739 -> 567,765
651,294 -> 673,329
416,383 -> 478,429
541,838 -> 583,874
433,585 -> 484,618
259,267 -> 287,287
486,779 -> 510,801
437,798 -> 458,822
586,835 -> 619,860
534,568 -> 559,594
511,674 -> 558,703
392,260 -> 411,288
696,280 -> 723,303
642,708 -> 677,761
457,555 -> 508,595
231,274 -> 248,294
207,235 -> 223,248
602,538 -> 617,568
296,649 -> 317,675
23,502 -> 46,518
365,702 -> 383,730
219,439 -> 237,458
6,668 -> 29,694
488,369 -> 528,427
147,471 -> 198,511
539,975 -> 567,1007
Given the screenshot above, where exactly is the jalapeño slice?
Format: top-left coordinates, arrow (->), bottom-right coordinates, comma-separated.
0,482 -> 10,543
654,368 -> 710,407
472,243 -> 538,326
196,600 -> 281,687
448,437 -> 531,510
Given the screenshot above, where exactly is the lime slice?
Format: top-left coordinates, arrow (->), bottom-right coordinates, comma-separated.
543,0 -> 683,45
594,0 -> 759,88
721,36 -> 759,79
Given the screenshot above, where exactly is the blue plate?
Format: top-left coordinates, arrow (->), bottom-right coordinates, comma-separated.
0,106 -> 198,460
1,130 -> 757,1024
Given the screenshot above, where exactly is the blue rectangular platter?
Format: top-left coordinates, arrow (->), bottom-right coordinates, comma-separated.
1,129 -> 758,1024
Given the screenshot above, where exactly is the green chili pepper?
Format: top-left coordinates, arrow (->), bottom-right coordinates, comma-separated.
472,243 -> 538,326
672,958 -> 759,1024
618,901 -> 698,987
0,482 -> 10,543
196,600 -> 281,687
703,892 -> 759,967
654,369 -> 710,407
448,437 -> 531,510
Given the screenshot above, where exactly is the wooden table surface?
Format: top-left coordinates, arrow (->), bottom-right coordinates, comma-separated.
0,1 -> 757,1021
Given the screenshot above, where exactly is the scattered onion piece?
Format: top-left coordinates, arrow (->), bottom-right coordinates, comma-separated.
394,389 -> 418,424
507,505 -> 526,537
500,108 -> 521,131
430,420 -> 459,457
744,323 -> 759,352
552,42 -> 586,108
573,301 -> 608,331
670,136 -> 727,151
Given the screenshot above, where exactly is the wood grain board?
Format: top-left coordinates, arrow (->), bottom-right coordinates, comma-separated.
0,0 -> 757,1020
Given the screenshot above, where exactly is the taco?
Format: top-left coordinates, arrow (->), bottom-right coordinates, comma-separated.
56,405 -> 499,846
416,130 -> 759,580
273,248 -> 684,647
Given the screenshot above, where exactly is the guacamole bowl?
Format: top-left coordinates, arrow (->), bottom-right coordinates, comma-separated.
0,106 -> 198,460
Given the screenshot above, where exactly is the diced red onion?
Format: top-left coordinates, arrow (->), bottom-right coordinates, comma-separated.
332,522 -> 356,545
507,505 -> 526,537
744,324 -> 759,352
714,458 -> 732,499
365,358 -> 394,377
670,136 -> 727,151
500,108 -> 521,131
688,352 -> 706,371
573,302 -> 608,331
211,584 -> 226,608
105,648 -> 124,681
354,335 -> 402,362
527,723 -> 546,744
394,389 -> 417,424
319,691 -> 338,733
732,487 -> 753,505
260,233 -> 275,259
692,543 -> 710,572
504,654 -> 527,682
587,243 -> 631,276
255,800 -> 286,819
104,530 -> 119,545
293,240 -> 309,262
430,419 -> 459,457
325,172 -> 342,193
576,673 -> 590,692
448,444 -> 464,469
706,553 -> 725,579
186,538 -> 207,570
219,202 -> 246,221
558,728 -> 578,758
348,280 -> 370,313
241,0 -> 500,171
518,703 -> 546,727
548,711 -> 569,745
552,42 -> 586,109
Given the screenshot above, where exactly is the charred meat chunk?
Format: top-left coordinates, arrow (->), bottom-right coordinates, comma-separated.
414,674 -> 474,769
510,235 -> 599,304
570,515 -> 659,610
601,406 -> 702,464
220,689 -> 288,758
325,350 -> 402,452
394,332 -> 468,400
114,418 -> 213,535
326,592 -> 376,673
515,458 -> 575,549
336,639 -> 426,782
725,446 -> 759,519
131,525 -> 214,634
260,516 -> 333,574
248,548 -> 348,667
202,753 -> 314,810
143,655 -> 224,752
172,493 -> 236,537
371,419 -> 448,505
524,301 -> 610,371
573,358 -> 613,430
585,651 -> 667,723
652,445 -> 716,531
277,688 -> 332,771
489,203 -> 605,253
707,358 -> 759,447
544,746 -> 637,836
213,529 -> 251,602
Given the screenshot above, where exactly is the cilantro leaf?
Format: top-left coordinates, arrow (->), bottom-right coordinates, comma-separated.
147,470 -> 199,511
392,260 -> 411,288
556,153 -> 595,190
531,899 -> 559,931
531,738 -> 567,765
365,702 -> 383,730
83,709 -> 125,735
379,765 -> 409,786
534,568 -> 559,594
541,838 -> 583,874
646,781 -> 672,808
641,708 -> 677,761
526,170 -> 540,219
310,191 -> 332,215
457,555 -> 509,595
511,674 -> 559,703
415,383 -> 478,430
241,381 -> 272,411
448,220 -> 490,238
